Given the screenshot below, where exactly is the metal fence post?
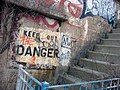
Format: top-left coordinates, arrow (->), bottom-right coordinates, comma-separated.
16,65 -> 23,90
42,81 -> 49,90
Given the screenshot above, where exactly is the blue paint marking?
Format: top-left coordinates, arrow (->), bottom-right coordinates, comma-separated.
80,0 -> 117,26
16,65 -> 120,90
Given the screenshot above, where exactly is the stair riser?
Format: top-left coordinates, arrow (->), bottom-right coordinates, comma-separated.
108,34 -> 120,39
116,23 -> 120,28
68,67 -> 101,81
87,52 -> 120,64
0,38 -> 2,45
57,76 -> 77,90
101,40 -> 120,46
95,46 -> 120,55
59,75 -> 75,84
78,59 -> 120,74
58,76 -> 88,90
112,29 -> 120,33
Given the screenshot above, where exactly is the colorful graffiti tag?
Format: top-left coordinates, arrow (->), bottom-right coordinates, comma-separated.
82,0 -> 115,24
65,0 -> 83,18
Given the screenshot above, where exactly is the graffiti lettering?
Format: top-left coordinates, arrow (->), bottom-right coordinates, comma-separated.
17,45 -> 59,58
60,51 -> 71,60
61,35 -> 72,49
68,2 -> 82,18
36,63 -> 53,69
17,45 -> 24,55
9,14 -> 60,69
47,35 -> 57,41
33,47 -> 41,57
25,46 -> 32,56
84,0 -> 115,23
60,34 -> 72,66
47,48 -> 53,57
20,36 -> 34,45
24,30 -> 37,38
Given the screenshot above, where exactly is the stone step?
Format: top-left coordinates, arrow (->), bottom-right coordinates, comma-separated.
101,39 -> 120,46
116,23 -> 120,28
78,58 -> 120,74
0,35 -> 3,38
107,33 -> 120,39
95,45 -> 120,55
68,66 -> 108,82
59,74 -> 90,90
0,38 -> 2,45
0,35 -> 3,45
112,29 -> 120,33
59,74 -> 82,84
87,51 -> 120,64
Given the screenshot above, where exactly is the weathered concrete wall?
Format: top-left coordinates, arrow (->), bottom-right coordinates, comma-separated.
0,7 -> 59,89
0,1 -> 114,90
5,0 -> 84,21
0,11 -> 112,90
5,0 -> 67,20
9,14 -> 60,69
0,49 -> 18,90
57,16 -> 112,74
4,0 -> 116,24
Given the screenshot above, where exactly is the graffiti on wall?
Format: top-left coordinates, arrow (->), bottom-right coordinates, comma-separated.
117,4 -> 120,19
8,13 -> 79,69
8,14 -> 60,69
82,0 -> 115,24
64,0 -> 83,27
16,27 -> 60,68
7,0 -> 117,69
64,0 -> 83,18
59,34 -> 72,66
21,14 -> 59,30
14,0 -> 83,18
35,0 -> 82,19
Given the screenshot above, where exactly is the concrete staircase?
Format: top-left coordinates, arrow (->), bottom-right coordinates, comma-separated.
59,27 -> 120,84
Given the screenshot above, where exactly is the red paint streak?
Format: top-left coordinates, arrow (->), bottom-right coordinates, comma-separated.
23,15 -> 41,24
35,16 -> 41,24
32,56 -> 36,64
23,14 -> 59,28
59,0 -> 66,7
66,21 -> 81,28
68,2 -> 82,18
20,36 -> 34,45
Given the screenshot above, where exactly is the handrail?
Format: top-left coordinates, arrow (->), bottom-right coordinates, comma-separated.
16,65 -> 120,90
48,78 -> 120,89
19,66 -> 42,86
16,65 -> 43,90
